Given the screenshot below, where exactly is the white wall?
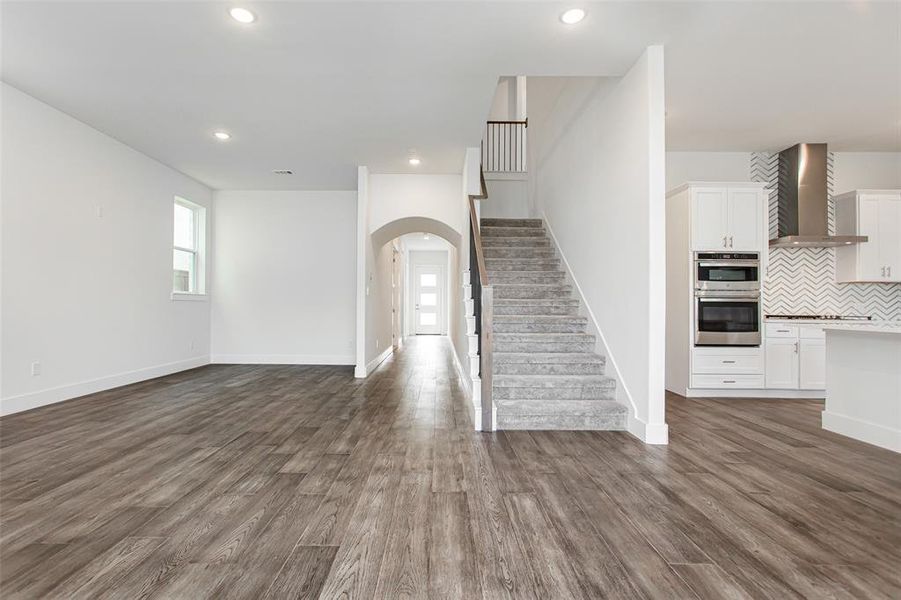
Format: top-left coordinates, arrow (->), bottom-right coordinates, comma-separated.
665,151 -> 901,193
481,177 -> 530,219
665,152 -> 752,190
365,239 -> 395,367
1,83 -> 212,415
368,174 -> 464,237
527,48 -> 668,444
210,190 -> 356,365
832,152 -> 901,193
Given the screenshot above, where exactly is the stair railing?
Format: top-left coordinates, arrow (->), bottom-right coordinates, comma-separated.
468,169 -> 493,431
481,119 -> 527,173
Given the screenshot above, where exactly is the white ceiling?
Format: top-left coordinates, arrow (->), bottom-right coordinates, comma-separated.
3,1 -> 898,190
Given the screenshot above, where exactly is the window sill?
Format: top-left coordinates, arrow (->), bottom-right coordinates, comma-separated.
171,292 -> 208,302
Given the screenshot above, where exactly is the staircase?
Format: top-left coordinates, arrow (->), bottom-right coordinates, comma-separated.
481,218 -> 628,430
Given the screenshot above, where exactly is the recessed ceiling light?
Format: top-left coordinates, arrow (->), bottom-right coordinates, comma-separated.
408,157 -> 421,166
560,8 -> 586,25
229,7 -> 256,24
213,131 -> 231,141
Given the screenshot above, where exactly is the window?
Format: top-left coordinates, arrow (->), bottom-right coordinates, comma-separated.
172,197 -> 206,296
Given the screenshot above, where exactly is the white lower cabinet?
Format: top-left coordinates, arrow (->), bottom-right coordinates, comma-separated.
765,323 -> 826,390
691,347 -> 764,389
765,338 -> 799,389
799,339 -> 826,389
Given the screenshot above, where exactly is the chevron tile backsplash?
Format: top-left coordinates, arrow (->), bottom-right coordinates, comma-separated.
750,152 -> 901,321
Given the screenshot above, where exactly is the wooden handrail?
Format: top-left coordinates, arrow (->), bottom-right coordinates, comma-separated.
468,167 -> 493,431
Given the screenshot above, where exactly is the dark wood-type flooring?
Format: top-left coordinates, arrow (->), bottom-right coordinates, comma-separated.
1,336 -> 899,599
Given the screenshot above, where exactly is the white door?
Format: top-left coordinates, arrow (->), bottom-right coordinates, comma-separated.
765,338 -> 799,389
877,196 -> 901,281
727,188 -> 762,251
691,188 -> 729,250
799,339 -> 826,390
857,196 -> 882,281
414,265 -> 443,335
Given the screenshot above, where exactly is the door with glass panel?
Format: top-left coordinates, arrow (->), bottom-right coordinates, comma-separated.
414,265 -> 444,335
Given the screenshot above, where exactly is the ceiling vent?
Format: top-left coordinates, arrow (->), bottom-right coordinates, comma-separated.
272,169 -> 294,175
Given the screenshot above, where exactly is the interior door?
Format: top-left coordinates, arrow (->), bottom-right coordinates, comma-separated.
727,188 -> 762,250
414,265 -> 443,335
691,188 -> 728,250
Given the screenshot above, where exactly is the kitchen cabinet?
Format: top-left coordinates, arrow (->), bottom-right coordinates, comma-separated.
799,339 -> 826,389
835,190 -> 901,283
690,184 -> 766,251
765,338 -> 799,389
764,323 -> 826,390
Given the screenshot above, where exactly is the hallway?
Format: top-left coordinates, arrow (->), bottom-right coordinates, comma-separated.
1,337 -> 899,598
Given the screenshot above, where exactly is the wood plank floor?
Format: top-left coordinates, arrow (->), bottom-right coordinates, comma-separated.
1,336 -> 899,599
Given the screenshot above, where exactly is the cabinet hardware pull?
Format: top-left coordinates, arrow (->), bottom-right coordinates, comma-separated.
723,235 -> 727,248
723,380 -> 736,384
729,236 -> 733,248
722,360 -> 736,363
777,329 -> 790,333
889,266 -> 892,278
882,266 -> 886,277
794,342 -> 799,354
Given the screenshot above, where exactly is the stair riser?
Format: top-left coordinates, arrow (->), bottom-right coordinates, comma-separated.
482,227 -> 545,237
489,274 -> 566,285
494,363 -> 604,375
493,322 -> 587,334
493,386 -> 616,400
496,414 -> 627,430
481,218 -> 543,228
493,340 -> 594,353
483,248 -> 556,259
494,286 -> 571,300
493,305 -> 579,316
482,238 -> 550,248
485,261 -> 561,271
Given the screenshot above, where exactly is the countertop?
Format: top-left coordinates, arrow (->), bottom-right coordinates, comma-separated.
822,323 -> 901,335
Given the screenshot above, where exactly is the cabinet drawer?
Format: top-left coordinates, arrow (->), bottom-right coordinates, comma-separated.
692,374 -> 765,389
799,326 -> 826,340
766,323 -> 798,338
693,353 -> 763,374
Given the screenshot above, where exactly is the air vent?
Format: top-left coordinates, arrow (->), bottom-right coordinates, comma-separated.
272,169 -> 294,175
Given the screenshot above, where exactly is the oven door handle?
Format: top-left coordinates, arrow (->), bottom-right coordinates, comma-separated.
697,297 -> 759,303
696,261 -> 759,268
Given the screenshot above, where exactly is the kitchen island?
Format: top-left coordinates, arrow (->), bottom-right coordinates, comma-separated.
822,324 -> 901,452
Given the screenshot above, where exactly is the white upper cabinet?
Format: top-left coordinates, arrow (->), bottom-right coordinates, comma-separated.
691,187 -> 729,250
689,184 -> 766,251
835,190 -> 901,283
728,188 -> 764,251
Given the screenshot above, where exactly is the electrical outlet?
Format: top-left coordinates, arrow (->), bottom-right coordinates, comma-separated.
95,205 -> 103,218
31,361 -> 41,376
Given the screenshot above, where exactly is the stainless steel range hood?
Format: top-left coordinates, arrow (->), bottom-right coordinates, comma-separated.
769,143 -> 867,248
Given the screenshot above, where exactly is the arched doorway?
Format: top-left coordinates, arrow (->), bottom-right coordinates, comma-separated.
356,217 -> 463,377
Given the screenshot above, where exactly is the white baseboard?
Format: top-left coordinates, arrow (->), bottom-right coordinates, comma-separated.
822,410 -> 901,453
358,346 -> 393,377
0,356 -> 210,417
211,353 -> 354,366
627,414 -> 669,445
685,388 -> 825,399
